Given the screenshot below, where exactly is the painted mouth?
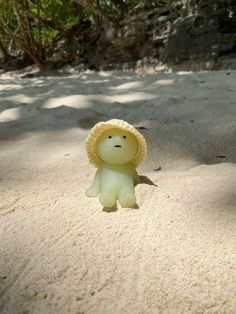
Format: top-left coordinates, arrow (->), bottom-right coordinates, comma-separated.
114,145 -> 122,148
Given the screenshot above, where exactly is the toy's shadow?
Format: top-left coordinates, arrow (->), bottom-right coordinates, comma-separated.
139,175 -> 157,187
132,203 -> 139,210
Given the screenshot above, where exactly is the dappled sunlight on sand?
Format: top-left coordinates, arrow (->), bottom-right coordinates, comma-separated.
0,69 -> 236,314
0,69 -> 235,167
0,107 -> 22,123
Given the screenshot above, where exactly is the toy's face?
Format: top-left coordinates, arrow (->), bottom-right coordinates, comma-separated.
97,128 -> 138,164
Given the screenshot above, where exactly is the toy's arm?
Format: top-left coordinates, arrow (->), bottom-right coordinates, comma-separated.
132,167 -> 140,186
86,168 -> 101,197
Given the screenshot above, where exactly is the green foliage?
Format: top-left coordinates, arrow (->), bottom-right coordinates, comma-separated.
37,0 -> 78,25
0,0 -> 17,37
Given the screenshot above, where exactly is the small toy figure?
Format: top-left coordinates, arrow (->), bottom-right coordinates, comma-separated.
85,119 -> 147,208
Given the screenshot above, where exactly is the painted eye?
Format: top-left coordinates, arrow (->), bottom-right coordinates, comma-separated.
108,136 -> 112,139
123,135 -> 126,139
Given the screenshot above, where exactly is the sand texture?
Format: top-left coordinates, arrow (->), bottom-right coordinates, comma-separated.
0,69 -> 236,314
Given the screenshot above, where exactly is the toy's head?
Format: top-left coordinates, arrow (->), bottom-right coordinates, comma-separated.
85,119 -> 147,167
97,128 -> 138,164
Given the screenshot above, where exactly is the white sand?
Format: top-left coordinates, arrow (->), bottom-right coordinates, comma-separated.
0,69 -> 236,314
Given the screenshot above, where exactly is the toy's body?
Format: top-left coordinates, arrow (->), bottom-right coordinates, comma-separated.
86,162 -> 140,208
85,120 -> 147,208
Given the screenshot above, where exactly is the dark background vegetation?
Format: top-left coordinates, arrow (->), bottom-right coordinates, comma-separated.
0,0 -> 236,72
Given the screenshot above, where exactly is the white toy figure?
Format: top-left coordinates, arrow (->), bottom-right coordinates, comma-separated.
85,119 -> 147,208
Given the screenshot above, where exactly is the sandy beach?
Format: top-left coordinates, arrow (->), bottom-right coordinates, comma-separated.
0,68 -> 236,314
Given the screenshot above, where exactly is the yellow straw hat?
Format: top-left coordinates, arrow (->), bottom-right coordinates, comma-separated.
85,119 -> 147,168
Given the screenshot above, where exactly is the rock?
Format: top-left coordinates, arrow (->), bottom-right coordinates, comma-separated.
84,0 -> 236,71
0,55 -> 34,71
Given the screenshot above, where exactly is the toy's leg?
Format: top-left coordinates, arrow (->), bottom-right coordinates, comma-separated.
99,181 -> 117,208
118,185 -> 136,208
99,193 -> 116,208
